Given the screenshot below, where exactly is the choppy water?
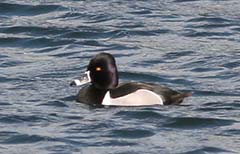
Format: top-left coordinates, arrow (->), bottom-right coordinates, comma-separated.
0,0 -> 240,153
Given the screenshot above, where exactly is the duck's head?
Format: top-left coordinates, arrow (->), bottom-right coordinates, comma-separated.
70,53 -> 119,90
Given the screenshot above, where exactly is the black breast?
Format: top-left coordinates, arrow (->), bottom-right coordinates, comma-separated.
76,85 -> 107,106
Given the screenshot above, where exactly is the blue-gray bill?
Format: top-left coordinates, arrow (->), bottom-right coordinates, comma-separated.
70,71 -> 91,87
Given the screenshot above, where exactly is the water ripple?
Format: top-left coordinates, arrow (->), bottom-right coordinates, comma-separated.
164,117 -> 236,129
180,146 -> 234,154
0,114 -> 48,124
0,26 -> 71,36
174,0 -> 200,2
187,17 -> 233,23
0,37 -> 74,48
114,110 -> 165,120
1,133 -> 49,144
108,128 -> 155,139
0,2 -> 66,16
38,100 -> 69,108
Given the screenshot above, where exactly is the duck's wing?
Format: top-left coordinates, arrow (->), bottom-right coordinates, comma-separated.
149,83 -> 191,105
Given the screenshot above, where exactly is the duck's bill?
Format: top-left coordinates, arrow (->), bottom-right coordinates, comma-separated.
70,71 -> 91,87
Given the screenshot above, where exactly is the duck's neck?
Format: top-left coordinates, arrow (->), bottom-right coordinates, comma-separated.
89,85 -> 109,105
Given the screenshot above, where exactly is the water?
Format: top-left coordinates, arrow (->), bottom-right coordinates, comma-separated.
0,0 -> 239,153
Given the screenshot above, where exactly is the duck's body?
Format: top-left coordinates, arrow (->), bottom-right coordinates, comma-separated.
76,82 -> 190,106
71,53 -> 190,106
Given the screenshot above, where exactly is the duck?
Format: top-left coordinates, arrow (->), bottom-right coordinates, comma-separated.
70,52 -> 191,106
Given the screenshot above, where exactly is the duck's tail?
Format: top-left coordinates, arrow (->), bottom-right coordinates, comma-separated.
171,92 -> 192,105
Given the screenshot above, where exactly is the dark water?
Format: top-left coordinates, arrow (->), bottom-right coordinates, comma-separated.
0,0 -> 240,153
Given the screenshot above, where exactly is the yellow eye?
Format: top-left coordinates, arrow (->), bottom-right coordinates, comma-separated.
96,67 -> 102,71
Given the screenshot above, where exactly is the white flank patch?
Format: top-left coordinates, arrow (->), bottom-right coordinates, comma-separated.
102,89 -> 163,106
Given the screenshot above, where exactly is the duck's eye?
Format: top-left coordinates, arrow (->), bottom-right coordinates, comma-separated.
95,67 -> 102,72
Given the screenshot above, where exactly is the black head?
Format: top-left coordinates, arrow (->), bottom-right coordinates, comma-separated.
87,53 -> 119,90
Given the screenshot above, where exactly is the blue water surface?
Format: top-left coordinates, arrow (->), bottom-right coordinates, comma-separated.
0,0 -> 240,153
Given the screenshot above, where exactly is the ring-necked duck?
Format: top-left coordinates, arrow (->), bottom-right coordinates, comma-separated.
70,53 -> 191,106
